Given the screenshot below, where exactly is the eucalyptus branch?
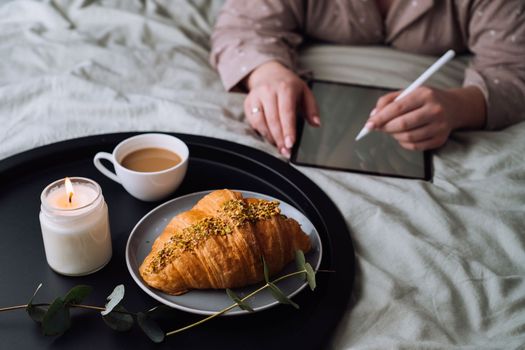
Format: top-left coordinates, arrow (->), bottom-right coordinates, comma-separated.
165,283 -> 267,336
165,270 -> 306,337
0,250 -> 319,343
0,303 -> 136,315
166,252 -> 316,338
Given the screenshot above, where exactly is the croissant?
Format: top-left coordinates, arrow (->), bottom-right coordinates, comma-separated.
139,189 -> 311,295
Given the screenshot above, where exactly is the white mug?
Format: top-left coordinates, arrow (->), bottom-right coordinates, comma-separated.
93,134 -> 189,201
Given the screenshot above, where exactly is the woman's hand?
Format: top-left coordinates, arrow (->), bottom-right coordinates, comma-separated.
244,61 -> 320,157
365,86 -> 486,150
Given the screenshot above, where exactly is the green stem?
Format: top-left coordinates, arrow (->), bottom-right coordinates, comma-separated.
166,269 -> 307,337
0,304 -> 28,312
70,304 -> 137,316
0,303 -> 136,316
271,270 -> 306,284
70,304 -> 106,312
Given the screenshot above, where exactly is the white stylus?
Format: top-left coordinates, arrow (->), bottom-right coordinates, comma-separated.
355,49 -> 456,141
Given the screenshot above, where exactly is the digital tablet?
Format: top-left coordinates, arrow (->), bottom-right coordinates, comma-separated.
291,80 -> 431,180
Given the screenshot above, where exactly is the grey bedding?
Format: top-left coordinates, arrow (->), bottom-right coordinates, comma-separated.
1,1 -> 524,348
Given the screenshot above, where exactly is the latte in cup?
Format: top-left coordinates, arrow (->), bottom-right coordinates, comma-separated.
121,148 -> 182,172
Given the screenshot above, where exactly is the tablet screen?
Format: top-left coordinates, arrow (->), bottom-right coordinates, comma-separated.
291,81 -> 430,180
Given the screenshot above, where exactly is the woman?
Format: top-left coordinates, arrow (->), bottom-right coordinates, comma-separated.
210,0 -> 525,157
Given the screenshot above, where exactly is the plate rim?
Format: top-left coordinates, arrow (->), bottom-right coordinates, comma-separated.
125,189 -> 323,316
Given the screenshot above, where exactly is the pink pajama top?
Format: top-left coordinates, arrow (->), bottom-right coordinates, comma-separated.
210,0 -> 525,130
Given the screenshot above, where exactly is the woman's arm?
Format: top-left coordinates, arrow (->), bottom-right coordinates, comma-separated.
462,1 -> 525,131
210,0 -> 319,156
367,1 -> 525,150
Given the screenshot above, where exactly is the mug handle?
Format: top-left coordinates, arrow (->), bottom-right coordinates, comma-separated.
93,152 -> 121,184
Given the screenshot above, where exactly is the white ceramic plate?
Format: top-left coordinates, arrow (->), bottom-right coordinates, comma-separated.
125,190 -> 322,316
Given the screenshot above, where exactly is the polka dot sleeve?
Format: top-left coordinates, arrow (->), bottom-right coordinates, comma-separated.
463,1 -> 525,130
209,0 -> 305,91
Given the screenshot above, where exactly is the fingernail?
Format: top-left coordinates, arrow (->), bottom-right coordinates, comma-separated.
365,121 -> 375,130
285,136 -> 294,149
370,108 -> 377,117
312,115 -> 321,126
281,147 -> 291,158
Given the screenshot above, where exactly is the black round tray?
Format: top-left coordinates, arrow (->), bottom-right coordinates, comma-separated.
0,133 -> 354,350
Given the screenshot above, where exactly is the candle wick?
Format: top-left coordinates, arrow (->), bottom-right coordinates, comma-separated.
69,192 -> 73,204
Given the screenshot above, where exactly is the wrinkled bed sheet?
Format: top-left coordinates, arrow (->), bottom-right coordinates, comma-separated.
1,1 -> 524,349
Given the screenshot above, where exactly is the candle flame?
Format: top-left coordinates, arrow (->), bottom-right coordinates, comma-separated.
65,177 -> 74,204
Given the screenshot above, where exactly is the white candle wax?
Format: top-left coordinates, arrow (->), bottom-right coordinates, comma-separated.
46,181 -> 98,209
39,177 -> 112,276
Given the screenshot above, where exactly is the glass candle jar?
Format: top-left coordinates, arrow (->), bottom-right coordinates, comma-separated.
39,177 -> 112,276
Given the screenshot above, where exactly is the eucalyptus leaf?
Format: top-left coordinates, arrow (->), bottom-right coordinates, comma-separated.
262,256 -> 270,283
28,305 -> 48,323
27,283 -> 43,306
295,250 -> 306,271
147,305 -> 176,320
101,285 -> 125,316
63,285 -> 92,305
42,298 -> 71,336
147,305 -> 172,314
295,250 -> 307,281
26,283 -> 46,323
304,263 -> 316,291
226,289 -> 254,312
268,283 -> 299,309
102,305 -> 134,331
137,312 -> 165,343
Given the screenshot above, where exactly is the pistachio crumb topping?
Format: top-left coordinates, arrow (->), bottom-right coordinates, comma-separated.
220,199 -> 281,226
146,198 -> 282,273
